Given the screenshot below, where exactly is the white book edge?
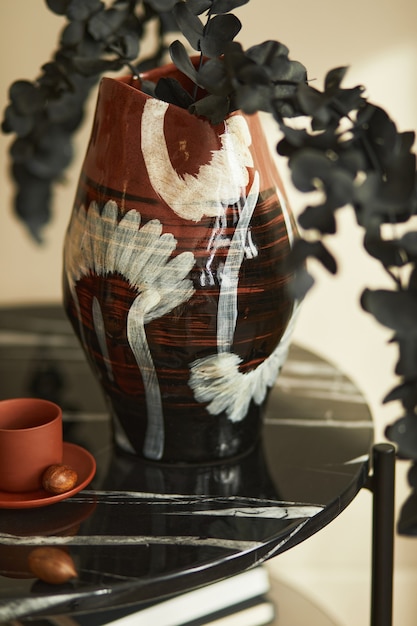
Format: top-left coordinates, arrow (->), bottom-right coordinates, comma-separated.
202,600 -> 275,626
101,567 -> 271,626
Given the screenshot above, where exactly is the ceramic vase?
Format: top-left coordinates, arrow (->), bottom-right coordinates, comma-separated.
63,61 -> 298,463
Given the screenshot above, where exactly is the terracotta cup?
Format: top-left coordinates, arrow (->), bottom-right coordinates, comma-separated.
0,398 -> 63,493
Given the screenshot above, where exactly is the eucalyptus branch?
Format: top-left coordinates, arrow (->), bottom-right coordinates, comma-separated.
1,0 -> 175,240
192,4 -> 214,101
106,43 -> 141,80
384,264 -> 404,289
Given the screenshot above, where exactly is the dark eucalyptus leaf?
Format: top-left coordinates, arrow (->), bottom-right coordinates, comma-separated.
408,463 -> 417,489
237,63 -> 270,86
70,36 -> 106,61
326,169 -> 355,207
277,124 -> 338,153
66,0 -> 104,21
26,129 -> 73,179
173,1 -> 204,50
357,104 -> 398,163
189,93 -> 230,124
290,148 -> 355,208
235,83 -> 271,114
146,0 -> 179,11
122,12 -> 145,40
400,232 -> 417,258
9,137 -> 35,164
289,239 -> 337,274
384,145 -> 416,205
310,117 -> 331,133
211,0 -> 249,13
2,104 -> 34,137
383,381 -> 417,411
364,232 -> 407,267
222,40 -> 250,74
289,267 -> 315,299
88,7 -> 129,41
392,334 -> 417,378
409,267 -> 417,292
400,130 -> 416,153
296,77 -> 364,128
332,85 -> 365,115
324,66 -> 348,92
338,148 -> 366,177
276,135 -> 301,157
272,99 -> 299,119
200,14 -> 242,57
271,57 -> 306,85
397,491 -> 417,536
169,40 -> 199,83
296,83 -> 331,123
12,164 -> 52,243
383,378 -> 417,412
186,0 -> 213,15
290,149 -> 330,192
313,242 -> 337,274
246,40 -> 289,66
386,414 -> 417,460
197,58 -> 230,95
47,91 -> 85,127
155,77 -> 194,108
354,169 -> 415,228
71,56 -> 123,75
361,288 -> 417,334
140,79 -> 157,98
9,81 -> 45,116
118,32 -> 140,59
295,83 -> 322,112
66,0 -> 103,21
235,85 -> 271,115
272,83 -> 299,101
297,204 -> 337,234
39,61 -> 74,92
353,171 -> 379,205
60,21 -> 85,46
45,0 -> 70,15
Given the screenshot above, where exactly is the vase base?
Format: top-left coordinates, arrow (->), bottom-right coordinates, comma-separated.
111,435 -> 261,468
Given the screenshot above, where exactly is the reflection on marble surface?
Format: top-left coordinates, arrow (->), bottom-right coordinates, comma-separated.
0,306 -> 373,621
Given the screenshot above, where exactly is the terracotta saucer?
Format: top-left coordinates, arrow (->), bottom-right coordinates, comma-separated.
0,442 -> 96,509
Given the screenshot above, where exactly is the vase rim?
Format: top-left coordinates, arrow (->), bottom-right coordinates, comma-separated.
99,56 -> 238,125
101,55 -> 202,97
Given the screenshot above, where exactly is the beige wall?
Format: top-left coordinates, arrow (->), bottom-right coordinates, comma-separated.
1,1 -> 417,624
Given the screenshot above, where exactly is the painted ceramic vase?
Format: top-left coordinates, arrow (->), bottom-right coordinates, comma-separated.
63,61 -> 298,463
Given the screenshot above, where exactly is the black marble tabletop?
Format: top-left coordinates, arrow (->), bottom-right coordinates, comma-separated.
0,305 -> 373,622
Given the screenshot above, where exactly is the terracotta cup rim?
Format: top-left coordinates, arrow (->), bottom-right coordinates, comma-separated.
0,398 -> 62,432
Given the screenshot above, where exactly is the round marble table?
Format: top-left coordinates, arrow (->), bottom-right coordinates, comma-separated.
0,305 -> 373,622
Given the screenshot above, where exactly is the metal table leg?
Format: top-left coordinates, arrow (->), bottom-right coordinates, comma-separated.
367,443 -> 396,626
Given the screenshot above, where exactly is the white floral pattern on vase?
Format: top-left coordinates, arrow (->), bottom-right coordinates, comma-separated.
141,99 -> 254,222
64,200 -> 195,459
189,172 -> 299,423
189,303 -> 300,423
141,102 -> 297,424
